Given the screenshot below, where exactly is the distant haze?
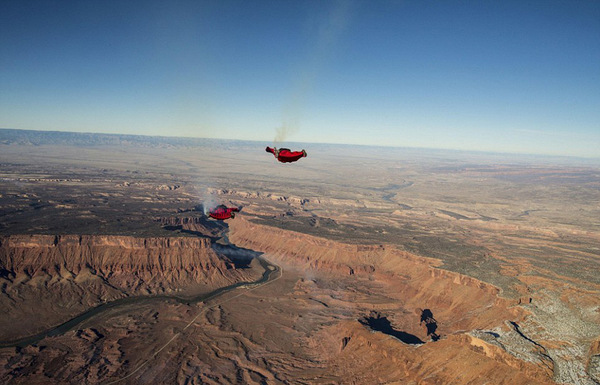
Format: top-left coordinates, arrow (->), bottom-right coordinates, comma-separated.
1,1 -> 599,158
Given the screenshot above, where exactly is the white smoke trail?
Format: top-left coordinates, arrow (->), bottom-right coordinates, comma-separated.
194,185 -> 219,215
274,0 -> 354,144
201,196 -> 218,215
274,121 -> 298,144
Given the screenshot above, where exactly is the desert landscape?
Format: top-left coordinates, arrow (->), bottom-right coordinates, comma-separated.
1,128 -> 599,384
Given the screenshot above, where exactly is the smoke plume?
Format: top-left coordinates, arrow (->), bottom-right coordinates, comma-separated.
274,0 -> 353,144
195,186 -> 218,215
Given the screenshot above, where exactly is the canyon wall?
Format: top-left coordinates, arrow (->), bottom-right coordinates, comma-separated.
0,234 -> 247,341
229,217 -> 522,332
229,217 -> 556,383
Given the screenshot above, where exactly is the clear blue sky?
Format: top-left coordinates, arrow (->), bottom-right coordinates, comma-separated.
1,1 -> 599,157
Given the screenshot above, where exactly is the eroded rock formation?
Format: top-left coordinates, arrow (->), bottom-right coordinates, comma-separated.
229,217 -> 520,332
0,234 -> 251,340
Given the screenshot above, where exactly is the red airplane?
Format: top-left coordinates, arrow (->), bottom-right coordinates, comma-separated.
266,146 -> 307,163
208,205 -> 239,220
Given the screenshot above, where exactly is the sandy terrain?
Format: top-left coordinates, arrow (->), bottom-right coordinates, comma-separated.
0,129 -> 599,384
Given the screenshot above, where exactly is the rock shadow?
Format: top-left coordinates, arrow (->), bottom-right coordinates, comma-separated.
420,308 -> 440,341
162,219 -> 260,269
360,311 -> 424,345
211,243 -> 261,269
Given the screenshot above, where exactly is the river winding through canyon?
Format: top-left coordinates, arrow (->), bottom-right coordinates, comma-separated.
0,230 -> 281,350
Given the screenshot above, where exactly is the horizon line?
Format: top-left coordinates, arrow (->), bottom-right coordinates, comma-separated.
1,127 -> 599,161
